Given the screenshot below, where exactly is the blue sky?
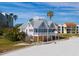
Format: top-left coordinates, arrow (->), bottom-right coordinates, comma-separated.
0,2 -> 79,25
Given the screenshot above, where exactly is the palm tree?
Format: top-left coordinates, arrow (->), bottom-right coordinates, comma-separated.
47,11 -> 54,42
47,11 -> 53,20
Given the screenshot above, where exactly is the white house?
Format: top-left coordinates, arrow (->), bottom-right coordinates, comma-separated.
19,17 -> 59,42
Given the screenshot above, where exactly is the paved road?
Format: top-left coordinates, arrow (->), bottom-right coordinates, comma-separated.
2,38 -> 79,56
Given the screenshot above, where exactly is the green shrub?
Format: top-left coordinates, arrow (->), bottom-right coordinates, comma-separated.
0,29 -> 4,35
59,34 -> 73,39
4,28 -> 26,42
17,31 -> 26,42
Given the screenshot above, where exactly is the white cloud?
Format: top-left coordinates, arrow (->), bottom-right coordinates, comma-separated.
45,2 -> 79,11
12,3 -> 38,8
59,12 -> 79,16
33,16 -> 45,19
14,12 -> 45,19
46,2 -> 79,7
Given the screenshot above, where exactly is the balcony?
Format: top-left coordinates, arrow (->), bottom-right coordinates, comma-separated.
33,31 -> 58,36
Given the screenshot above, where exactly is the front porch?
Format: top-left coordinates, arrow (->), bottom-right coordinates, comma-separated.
32,35 -> 59,42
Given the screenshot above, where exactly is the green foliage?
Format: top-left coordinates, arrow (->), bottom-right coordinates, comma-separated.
59,34 -> 73,39
4,28 -> 26,42
59,33 -> 79,39
0,36 -> 26,53
72,26 -> 76,33
47,11 -> 53,20
17,31 -> 26,42
0,28 -> 8,35
14,24 -> 22,28
0,29 -> 3,35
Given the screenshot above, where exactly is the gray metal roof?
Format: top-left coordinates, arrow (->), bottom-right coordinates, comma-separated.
30,18 -> 44,28
20,18 -> 57,29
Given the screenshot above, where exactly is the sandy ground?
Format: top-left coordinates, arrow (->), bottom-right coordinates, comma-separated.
2,37 -> 79,56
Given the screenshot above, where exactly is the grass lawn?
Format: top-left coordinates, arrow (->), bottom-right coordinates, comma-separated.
0,36 -> 28,54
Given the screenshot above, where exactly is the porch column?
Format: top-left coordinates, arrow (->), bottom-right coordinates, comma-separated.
42,36 -> 44,44
33,36 -> 34,42
75,27 -> 77,34
51,36 -> 52,41
46,29 -> 48,41
55,34 -> 56,40
42,36 -> 44,42
57,34 -> 59,40
46,36 -> 48,42
37,36 -> 39,42
71,28 -> 72,34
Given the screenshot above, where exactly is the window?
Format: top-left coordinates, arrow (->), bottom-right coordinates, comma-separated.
44,29 -> 47,32
34,29 -> 38,32
39,29 -> 47,32
58,26 -> 60,28
49,29 -> 54,32
29,29 -> 33,31
62,27 -> 64,33
34,29 -> 47,32
77,26 -> 78,28
67,29 -> 71,33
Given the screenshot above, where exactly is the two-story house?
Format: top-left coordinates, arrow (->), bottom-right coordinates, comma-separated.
19,17 -> 59,42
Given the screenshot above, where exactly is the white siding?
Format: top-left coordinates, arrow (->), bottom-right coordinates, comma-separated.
25,23 -> 34,36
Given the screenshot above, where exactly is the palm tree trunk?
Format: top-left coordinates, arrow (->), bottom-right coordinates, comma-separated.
50,16 -> 51,20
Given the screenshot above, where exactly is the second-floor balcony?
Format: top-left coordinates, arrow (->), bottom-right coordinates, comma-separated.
33,29 -> 58,36
34,29 -> 56,32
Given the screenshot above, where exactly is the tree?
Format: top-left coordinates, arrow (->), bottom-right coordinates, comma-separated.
47,11 -> 53,20
15,24 -> 22,28
4,27 -> 26,42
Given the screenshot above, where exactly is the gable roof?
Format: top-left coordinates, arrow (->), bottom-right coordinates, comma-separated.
20,17 -> 57,30
30,18 -> 44,28
47,20 -> 53,26
47,20 -> 56,28
65,22 -> 76,27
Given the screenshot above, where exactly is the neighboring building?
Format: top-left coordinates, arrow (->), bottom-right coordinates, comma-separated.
0,12 -> 8,28
0,12 -> 13,28
58,22 -> 79,34
19,17 -> 59,42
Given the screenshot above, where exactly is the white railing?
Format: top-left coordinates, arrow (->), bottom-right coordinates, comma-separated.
33,32 -> 58,36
